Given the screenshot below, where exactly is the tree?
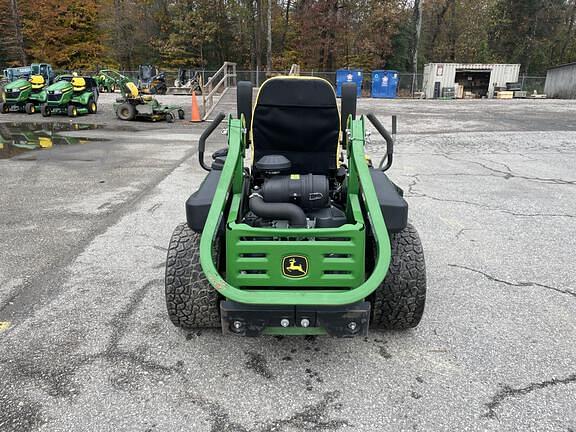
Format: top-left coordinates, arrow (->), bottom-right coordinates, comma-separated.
412,0 -> 423,92
20,0 -> 104,69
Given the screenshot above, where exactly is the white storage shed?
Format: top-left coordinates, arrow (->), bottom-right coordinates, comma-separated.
422,63 -> 521,99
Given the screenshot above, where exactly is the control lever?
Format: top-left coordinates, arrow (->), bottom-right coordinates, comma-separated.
366,113 -> 395,172
198,112 -> 226,171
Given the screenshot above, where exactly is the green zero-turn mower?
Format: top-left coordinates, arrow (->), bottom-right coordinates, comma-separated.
165,77 -> 427,337
0,75 -> 48,114
41,76 -> 98,117
100,70 -> 184,122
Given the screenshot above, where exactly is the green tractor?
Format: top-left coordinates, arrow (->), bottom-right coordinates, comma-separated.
94,69 -> 117,92
164,77 -> 427,337
41,76 -> 98,118
0,75 -> 48,114
101,69 -> 184,122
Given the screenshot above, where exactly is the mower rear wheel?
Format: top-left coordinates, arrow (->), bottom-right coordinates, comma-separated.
370,223 -> 426,330
117,103 -> 136,121
67,105 -> 78,117
166,112 -> 175,123
178,109 -> 185,120
41,105 -> 51,117
0,102 -> 8,114
88,97 -> 97,114
25,103 -> 36,114
165,223 -> 221,329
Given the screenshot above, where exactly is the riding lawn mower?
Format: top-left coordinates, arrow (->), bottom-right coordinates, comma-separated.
41,75 -> 98,117
164,77 -> 427,337
102,70 -> 184,122
0,75 -> 48,114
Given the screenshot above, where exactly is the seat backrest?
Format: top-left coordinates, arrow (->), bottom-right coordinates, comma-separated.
126,81 -> 140,98
251,77 -> 340,174
29,74 -> 45,89
71,77 -> 86,91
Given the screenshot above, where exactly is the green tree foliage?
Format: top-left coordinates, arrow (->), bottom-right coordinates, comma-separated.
21,0 -> 104,69
0,0 -> 575,74
488,0 -> 568,73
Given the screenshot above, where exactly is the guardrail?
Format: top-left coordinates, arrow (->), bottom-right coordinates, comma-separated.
201,62 -> 237,120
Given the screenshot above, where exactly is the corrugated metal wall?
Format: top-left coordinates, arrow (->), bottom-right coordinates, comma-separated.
544,63 -> 576,99
423,63 -> 520,99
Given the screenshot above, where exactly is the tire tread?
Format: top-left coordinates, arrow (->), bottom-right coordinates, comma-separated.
165,223 -> 220,328
371,223 -> 427,330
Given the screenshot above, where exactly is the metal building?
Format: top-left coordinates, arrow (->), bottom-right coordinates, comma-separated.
422,63 -> 521,99
544,63 -> 576,99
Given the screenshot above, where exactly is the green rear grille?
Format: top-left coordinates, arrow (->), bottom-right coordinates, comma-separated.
227,234 -> 364,288
225,194 -> 365,289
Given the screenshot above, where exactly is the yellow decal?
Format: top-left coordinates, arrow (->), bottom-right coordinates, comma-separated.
0,321 -> 11,333
282,255 -> 308,278
290,174 -> 300,180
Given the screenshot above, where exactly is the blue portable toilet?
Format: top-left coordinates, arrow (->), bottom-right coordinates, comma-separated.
372,70 -> 398,98
336,69 -> 363,97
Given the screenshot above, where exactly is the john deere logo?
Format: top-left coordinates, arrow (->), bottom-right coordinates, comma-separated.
282,255 -> 308,278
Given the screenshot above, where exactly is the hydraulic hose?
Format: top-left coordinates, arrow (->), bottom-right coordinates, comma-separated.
249,194 -> 307,228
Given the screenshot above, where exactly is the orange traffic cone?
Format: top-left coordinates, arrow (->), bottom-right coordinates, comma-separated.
190,90 -> 202,122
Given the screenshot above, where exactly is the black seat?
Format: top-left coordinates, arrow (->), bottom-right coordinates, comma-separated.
251,77 -> 340,174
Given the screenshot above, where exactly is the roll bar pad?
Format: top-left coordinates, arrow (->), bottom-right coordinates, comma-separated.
199,112 -> 226,171
366,113 -> 394,172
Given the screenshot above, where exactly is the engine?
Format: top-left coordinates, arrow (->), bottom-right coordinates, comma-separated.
244,155 -> 347,229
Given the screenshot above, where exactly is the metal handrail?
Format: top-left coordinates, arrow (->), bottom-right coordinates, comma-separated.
289,64 -> 300,76
202,61 -> 237,120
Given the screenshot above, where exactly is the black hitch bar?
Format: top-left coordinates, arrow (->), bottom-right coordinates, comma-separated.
220,301 -> 371,338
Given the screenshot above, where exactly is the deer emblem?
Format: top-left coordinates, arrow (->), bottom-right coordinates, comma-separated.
286,258 -> 305,274
283,256 -> 308,277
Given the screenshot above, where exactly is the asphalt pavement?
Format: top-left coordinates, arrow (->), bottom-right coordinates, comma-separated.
0,94 -> 575,431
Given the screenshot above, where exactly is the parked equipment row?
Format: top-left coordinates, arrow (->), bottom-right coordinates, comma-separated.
1,70 -> 185,123
1,74 -> 98,117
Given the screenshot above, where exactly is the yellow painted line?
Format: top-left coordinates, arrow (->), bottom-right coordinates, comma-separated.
0,321 -> 11,332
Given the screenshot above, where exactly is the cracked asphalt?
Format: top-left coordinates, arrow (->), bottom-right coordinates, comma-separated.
0,94 -> 575,431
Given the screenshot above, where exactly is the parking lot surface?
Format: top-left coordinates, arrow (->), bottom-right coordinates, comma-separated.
1,94 -> 575,431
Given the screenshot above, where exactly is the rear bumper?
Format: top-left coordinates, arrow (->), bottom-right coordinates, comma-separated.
220,300 -> 370,337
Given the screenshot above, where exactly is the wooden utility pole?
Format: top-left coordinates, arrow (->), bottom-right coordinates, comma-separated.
10,0 -> 27,65
412,0 -> 423,96
267,0 -> 272,71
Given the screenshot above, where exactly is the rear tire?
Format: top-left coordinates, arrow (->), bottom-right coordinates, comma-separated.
370,223 -> 426,330
67,104 -> 78,117
0,102 -> 8,113
166,112 -> 175,123
117,102 -> 135,121
165,223 -> 221,329
25,102 -> 36,114
87,97 -> 97,114
178,109 -> 185,120
41,104 -> 51,117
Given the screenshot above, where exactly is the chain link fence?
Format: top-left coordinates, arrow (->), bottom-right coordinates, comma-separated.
76,68 -> 546,98
518,76 -> 546,95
